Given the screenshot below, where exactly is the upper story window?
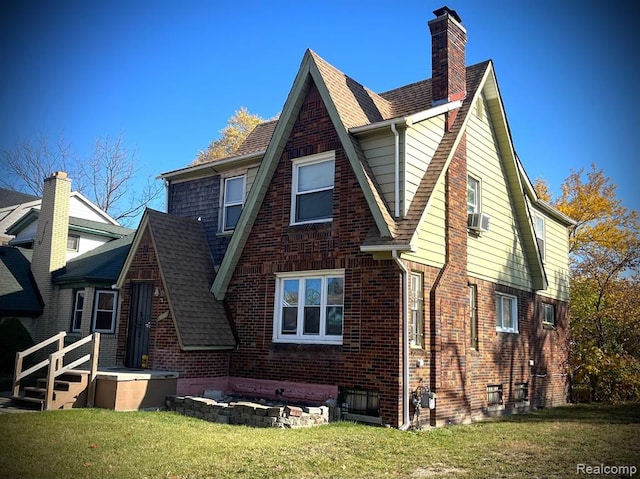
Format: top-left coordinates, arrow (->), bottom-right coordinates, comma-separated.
274,270 -> 344,345
222,175 -> 245,231
541,302 -> 555,327
291,152 -> 335,225
467,176 -> 480,214
496,292 -> 518,333
92,289 -> 118,333
534,214 -> 546,262
67,234 -> 80,252
71,289 -> 84,332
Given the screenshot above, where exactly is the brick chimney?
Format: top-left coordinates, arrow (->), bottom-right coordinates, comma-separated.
31,171 -> 71,296
428,6 -> 467,107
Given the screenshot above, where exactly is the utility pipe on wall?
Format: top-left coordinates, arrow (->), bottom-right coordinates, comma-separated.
392,249 -> 411,429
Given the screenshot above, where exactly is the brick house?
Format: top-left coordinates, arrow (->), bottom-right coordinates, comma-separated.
116,7 -> 573,427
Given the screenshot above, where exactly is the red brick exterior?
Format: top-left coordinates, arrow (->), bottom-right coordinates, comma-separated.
117,229 -> 230,394
224,81 -> 405,425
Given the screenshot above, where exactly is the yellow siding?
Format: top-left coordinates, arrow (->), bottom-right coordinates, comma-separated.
466,95 -> 533,290
404,177 -> 446,267
530,203 -> 571,301
246,165 -> 260,196
405,116 -> 445,215
360,131 -> 396,213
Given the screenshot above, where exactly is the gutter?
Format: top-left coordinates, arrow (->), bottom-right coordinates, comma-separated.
158,151 -> 265,181
392,249 -> 411,429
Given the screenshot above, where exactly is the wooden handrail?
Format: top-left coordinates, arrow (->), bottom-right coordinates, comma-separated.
13,331 -> 101,409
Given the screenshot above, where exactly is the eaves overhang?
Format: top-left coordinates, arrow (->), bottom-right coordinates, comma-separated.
158,151 -> 265,182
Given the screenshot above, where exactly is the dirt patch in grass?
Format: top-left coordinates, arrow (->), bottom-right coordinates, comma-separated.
412,464 -> 466,477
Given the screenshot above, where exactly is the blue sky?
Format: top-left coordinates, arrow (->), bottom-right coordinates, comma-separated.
1,0 -> 638,217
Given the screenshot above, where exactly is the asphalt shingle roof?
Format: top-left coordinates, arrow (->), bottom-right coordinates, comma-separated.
0,188 -> 38,209
144,209 -> 235,349
0,246 -> 43,316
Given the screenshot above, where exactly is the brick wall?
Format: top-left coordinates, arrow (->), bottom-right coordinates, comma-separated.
117,228 -> 230,392
225,81 -> 405,426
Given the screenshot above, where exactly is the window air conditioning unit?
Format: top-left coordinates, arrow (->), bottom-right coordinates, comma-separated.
467,212 -> 491,232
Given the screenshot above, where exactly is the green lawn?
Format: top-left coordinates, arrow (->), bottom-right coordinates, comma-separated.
1,403 -> 639,479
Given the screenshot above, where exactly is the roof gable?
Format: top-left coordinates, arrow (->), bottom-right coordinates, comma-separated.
212,50 -> 395,299
118,209 -> 235,350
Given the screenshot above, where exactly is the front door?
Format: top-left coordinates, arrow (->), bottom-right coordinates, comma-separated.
125,282 -> 153,368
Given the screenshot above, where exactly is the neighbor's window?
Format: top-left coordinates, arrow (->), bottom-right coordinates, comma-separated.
534,214 -> 546,262
222,175 -> 245,231
67,234 -> 80,252
71,289 -> 84,332
410,273 -> 423,347
469,284 -> 479,350
496,292 -> 518,333
92,290 -> 118,333
274,270 -> 344,344
291,152 -> 335,224
541,302 -> 555,327
467,176 -> 480,214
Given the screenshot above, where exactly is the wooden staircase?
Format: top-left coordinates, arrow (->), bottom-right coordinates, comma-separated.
11,332 -> 100,411
13,371 -> 90,410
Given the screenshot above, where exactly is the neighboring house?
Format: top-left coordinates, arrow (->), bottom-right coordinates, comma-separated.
116,6 -> 574,427
0,173 -> 134,365
0,188 -> 39,245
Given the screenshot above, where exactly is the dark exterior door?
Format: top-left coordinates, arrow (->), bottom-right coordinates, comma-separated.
125,282 -> 153,368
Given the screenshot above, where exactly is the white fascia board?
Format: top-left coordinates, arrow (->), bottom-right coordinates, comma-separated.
349,100 -> 463,134
158,151 -> 265,181
360,244 -> 415,253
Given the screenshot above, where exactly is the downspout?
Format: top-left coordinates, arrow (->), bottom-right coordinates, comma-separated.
391,122 -> 400,218
392,249 -> 411,429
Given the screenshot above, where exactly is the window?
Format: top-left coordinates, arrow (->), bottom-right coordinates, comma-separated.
467,176 -> 480,214
274,270 -> 344,344
514,382 -> 529,402
541,302 -> 555,327
291,152 -> 334,224
222,175 -> 245,231
534,214 -> 545,262
469,284 -> 478,350
487,384 -> 503,406
92,290 -> 118,333
496,292 -> 518,333
340,388 -> 380,417
410,273 -> 423,347
71,290 -> 84,332
67,234 -> 80,252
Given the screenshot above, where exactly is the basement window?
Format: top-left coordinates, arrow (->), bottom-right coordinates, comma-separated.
340,388 -> 380,418
487,384 -> 503,406
514,382 -> 529,402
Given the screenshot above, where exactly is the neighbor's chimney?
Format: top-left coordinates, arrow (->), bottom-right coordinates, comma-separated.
31,171 -> 71,295
428,6 -> 467,107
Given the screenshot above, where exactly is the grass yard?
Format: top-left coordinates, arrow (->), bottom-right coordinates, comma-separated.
0,403 -> 639,479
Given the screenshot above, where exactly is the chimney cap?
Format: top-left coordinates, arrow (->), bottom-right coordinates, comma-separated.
433,6 -> 462,24
50,171 -> 68,179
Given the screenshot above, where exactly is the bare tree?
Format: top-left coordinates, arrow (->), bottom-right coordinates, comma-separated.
0,134 -> 73,195
1,133 -> 163,226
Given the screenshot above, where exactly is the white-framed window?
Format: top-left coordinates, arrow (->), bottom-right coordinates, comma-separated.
541,302 -> 555,326
274,270 -> 344,344
534,214 -> 546,262
67,234 -> 80,252
222,175 -> 245,231
71,289 -> 84,332
467,176 -> 480,214
496,292 -> 518,333
469,284 -> 478,350
92,289 -> 118,333
410,273 -> 423,347
291,152 -> 335,225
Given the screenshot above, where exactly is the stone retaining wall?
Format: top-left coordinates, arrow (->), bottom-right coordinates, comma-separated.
166,396 -> 339,428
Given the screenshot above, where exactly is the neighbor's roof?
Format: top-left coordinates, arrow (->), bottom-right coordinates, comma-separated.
52,233 -> 134,285
0,246 -> 43,316
119,209 -> 236,350
0,188 -> 38,209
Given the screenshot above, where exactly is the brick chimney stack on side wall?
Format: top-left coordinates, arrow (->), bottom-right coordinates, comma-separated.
428,6 -> 467,111
31,171 -> 71,308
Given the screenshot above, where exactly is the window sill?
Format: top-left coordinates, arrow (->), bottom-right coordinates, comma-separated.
272,342 -> 343,352
542,323 -> 556,330
216,230 -> 234,237
496,328 -> 519,334
486,404 -> 505,413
